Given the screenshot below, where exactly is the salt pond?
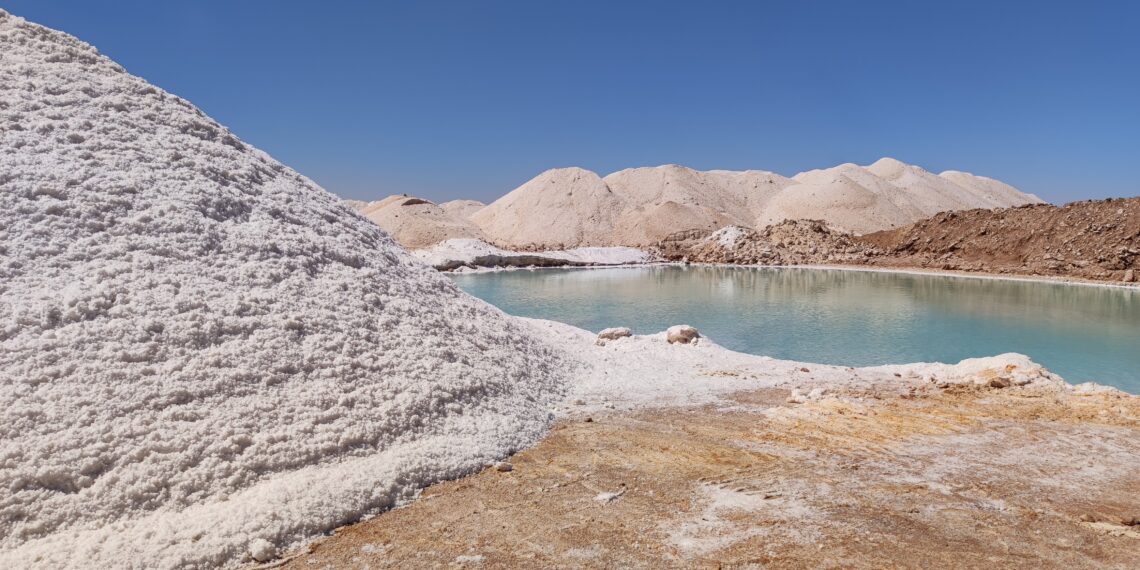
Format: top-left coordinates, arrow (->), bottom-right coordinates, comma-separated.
452,266 -> 1140,393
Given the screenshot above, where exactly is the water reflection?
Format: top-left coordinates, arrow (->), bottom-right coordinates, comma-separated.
451,266 -> 1140,392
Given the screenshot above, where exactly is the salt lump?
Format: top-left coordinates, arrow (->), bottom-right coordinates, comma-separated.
666,325 -> 701,345
0,10 -> 569,568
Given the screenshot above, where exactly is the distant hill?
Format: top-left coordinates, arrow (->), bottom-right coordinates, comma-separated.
390,158 -> 1042,250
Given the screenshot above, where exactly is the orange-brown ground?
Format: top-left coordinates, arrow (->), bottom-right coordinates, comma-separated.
860,197 -> 1140,283
269,381 -> 1140,569
656,197 -> 1140,284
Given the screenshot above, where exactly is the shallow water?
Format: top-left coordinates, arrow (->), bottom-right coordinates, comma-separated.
451,266 -> 1140,393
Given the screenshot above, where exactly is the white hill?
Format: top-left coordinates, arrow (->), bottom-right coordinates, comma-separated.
355,195 -> 485,248
0,10 -> 569,568
469,167 -> 624,249
463,159 -> 1042,249
439,198 -> 485,218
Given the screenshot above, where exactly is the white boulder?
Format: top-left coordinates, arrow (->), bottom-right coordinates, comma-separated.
249,539 -> 276,563
666,325 -> 700,345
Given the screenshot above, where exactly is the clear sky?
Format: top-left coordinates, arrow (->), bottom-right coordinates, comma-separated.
4,0 -> 1138,204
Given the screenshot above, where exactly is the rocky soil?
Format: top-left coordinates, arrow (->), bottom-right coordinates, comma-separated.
654,220 -> 880,266
859,198 -> 1140,283
660,198 -> 1140,284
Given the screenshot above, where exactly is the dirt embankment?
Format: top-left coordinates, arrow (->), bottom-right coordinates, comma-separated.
661,198 -> 1140,284
859,198 -> 1139,282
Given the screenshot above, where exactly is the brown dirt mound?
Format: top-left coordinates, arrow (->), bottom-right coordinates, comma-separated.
658,198 -> 1140,284
859,197 -> 1140,282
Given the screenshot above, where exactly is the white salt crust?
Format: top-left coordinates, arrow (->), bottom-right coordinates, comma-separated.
0,10 -> 571,568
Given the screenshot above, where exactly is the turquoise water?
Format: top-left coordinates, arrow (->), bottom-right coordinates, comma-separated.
451,266 -> 1140,393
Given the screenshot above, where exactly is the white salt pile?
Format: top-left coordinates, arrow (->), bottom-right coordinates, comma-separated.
468,162 -> 1042,249
353,194 -> 486,249
0,10 -> 570,568
469,167 -> 623,249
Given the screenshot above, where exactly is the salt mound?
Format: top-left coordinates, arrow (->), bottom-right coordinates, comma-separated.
470,167 -> 624,249
439,198 -> 486,219
766,158 -> 1045,234
604,165 -> 792,246
763,162 -> 923,233
0,10 -> 569,568
357,194 -> 485,248
472,159 -> 1041,248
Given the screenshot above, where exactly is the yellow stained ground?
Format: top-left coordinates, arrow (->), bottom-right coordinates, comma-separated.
273,383 -> 1140,569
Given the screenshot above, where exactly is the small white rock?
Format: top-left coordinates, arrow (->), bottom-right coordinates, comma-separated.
249,538 -> 276,563
595,489 -> 626,503
666,325 -> 700,345
786,389 -> 805,404
494,461 -> 513,472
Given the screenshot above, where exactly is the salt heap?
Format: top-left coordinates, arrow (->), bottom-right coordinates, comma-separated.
354,194 -> 485,248
470,162 -> 1043,249
0,10 -> 569,568
469,167 -> 623,249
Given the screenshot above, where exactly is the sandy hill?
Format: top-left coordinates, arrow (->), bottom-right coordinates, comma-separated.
469,167 -> 624,249
467,159 -> 1042,249
0,9 -> 568,568
340,196 -> 486,249
354,194 -> 485,248
603,165 -> 794,246
439,198 -> 485,219
762,158 -> 1043,235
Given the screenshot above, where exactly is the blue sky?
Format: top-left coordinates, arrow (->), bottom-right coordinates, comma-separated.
4,0 -> 1138,203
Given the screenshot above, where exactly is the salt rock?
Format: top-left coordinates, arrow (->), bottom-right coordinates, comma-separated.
598,327 -> 632,341
249,539 -> 276,563
666,325 -> 700,345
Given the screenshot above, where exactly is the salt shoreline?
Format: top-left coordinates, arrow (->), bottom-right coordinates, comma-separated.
265,319 -> 1140,568
437,254 -> 1140,291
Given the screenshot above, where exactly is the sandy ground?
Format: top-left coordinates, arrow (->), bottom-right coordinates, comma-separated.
270,374 -> 1140,569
